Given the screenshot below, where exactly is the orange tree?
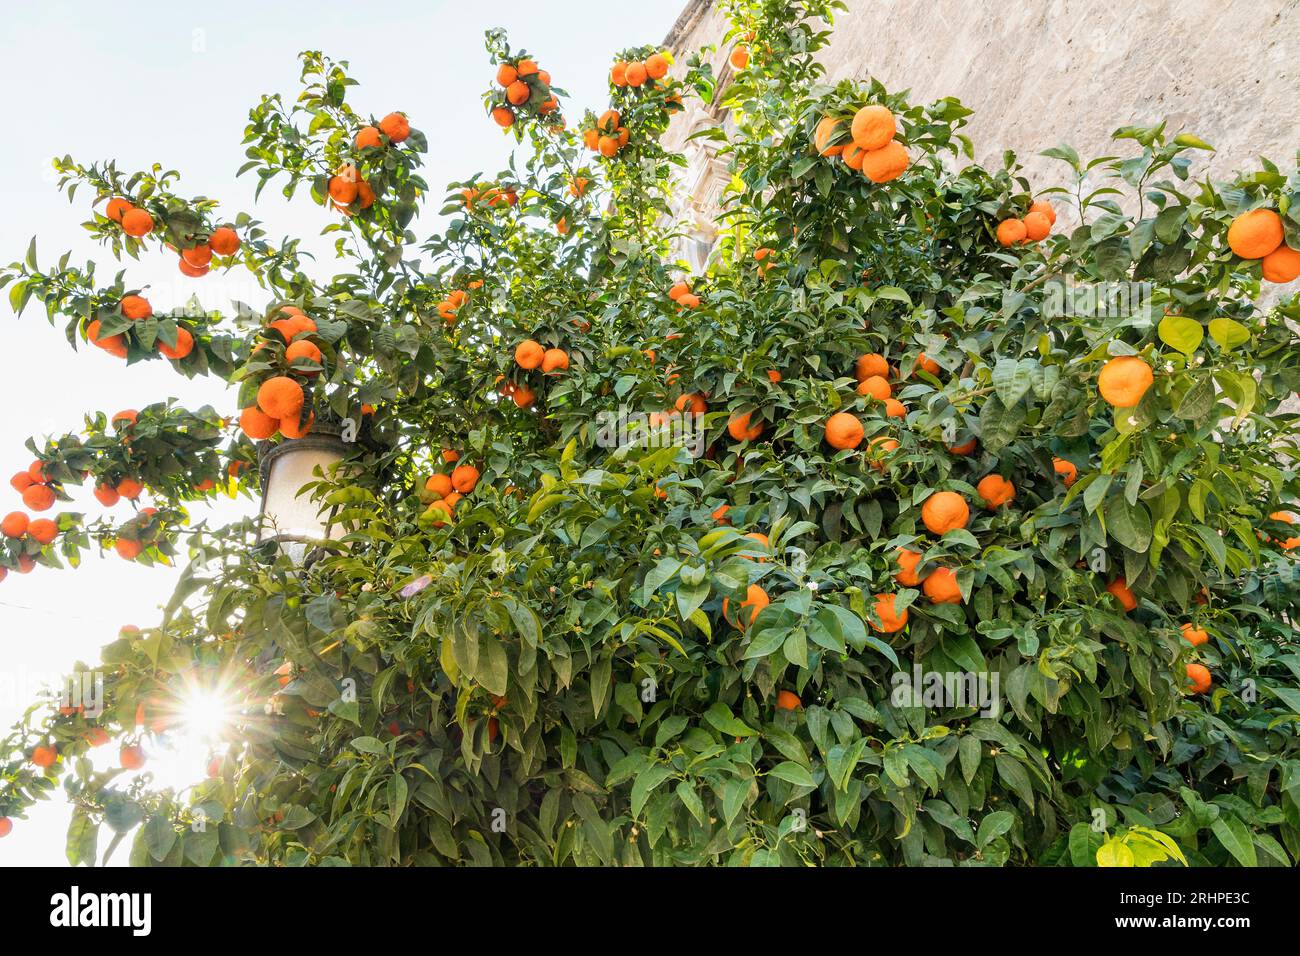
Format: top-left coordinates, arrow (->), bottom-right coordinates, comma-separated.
2,0 -> 1300,866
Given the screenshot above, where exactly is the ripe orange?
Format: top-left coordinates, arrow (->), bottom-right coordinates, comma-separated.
105,197 -> 133,222
867,436 -> 898,470
22,485 -> 54,512
814,117 -> 844,156
379,112 -> 410,143
856,353 -> 888,380
883,398 -> 906,418
825,412 -> 864,450
921,491 -> 969,534
492,107 -> 515,128
1261,244 -> 1300,283
32,744 -> 57,768
178,257 -> 210,278
285,339 -> 323,373
645,53 -> 669,80
355,126 -> 382,149
914,353 -> 941,376
1029,199 -> 1056,224
442,448 -> 460,464
240,406 -> 278,440
121,208 -> 154,237
257,376 -> 305,420
841,143 -> 867,171
28,460 -> 46,483
977,474 -> 1015,508
515,339 -> 545,369
279,411 -> 314,439
996,218 -> 1027,246
451,464 -> 480,494
87,727 -> 110,747
712,503 -> 730,524
870,593 -> 908,633
861,141 -> 909,184
923,566 -> 962,604
512,384 -> 536,408
722,583 -> 769,631
727,412 -> 763,441
541,348 -> 569,374
1226,208 -> 1283,259
625,61 -> 648,87
1106,578 -> 1137,612
1180,623 -> 1209,647
669,281 -> 691,300
610,61 -> 628,86
776,690 -> 801,711
1097,355 -> 1153,407
328,173 -> 359,205
1053,457 -> 1078,487
857,375 -> 891,400
516,59 -> 539,77
209,227 -> 240,255
158,327 -> 194,360
0,817 -> 10,838
112,409 -> 138,429
94,483 -> 120,506
895,548 -> 927,587
1185,663 -> 1212,695
120,744 -> 147,770
120,294 -> 152,320
506,80 -> 531,106
182,244 -> 213,268
673,393 -> 706,416
677,292 -> 700,309
851,105 -> 895,151
10,471 -> 32,492
497,63 -> 518,87
28,519 -> 57,545
1023,210 -> 1051,241
426,473 -> 453,498
116,478 -> 143,500
730,45 -> 750,69
1,512 -> 29,538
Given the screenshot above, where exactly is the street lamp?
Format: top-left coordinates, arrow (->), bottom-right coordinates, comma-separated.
256,420 -> 353,560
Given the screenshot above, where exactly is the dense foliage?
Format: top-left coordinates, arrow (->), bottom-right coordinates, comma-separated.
2,0 -> 1300,867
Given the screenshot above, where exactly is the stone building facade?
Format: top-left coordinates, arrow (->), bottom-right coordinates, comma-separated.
661,0 -> 1300,241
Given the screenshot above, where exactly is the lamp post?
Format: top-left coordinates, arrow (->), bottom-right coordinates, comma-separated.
256,420 -> 352,562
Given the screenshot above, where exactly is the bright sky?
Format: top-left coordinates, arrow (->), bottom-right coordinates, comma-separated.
0,0 -> 683,866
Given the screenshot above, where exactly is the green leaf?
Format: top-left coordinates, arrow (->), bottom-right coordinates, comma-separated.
1157,314 -> 1203,355
768,761 -> 816,787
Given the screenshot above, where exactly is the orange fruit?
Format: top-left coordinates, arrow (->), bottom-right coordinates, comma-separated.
355,126 -> 382,150
712,503 -> 730,524
1226,208 -> 1283,259
883,398 -> 906,418
976,474 -> 1015,508
492,106 -> 515,128
922,566 -> 962,604
506,80 -> 531,106
257,376 -> 305,420
32,744 -> 58,768
328,174 -> 359,205
28,519 -> 57,545
841,143 -> 866,170
814,117 -> 844,156
105,197 -> 133,222
119,744 -> 147,770
1053,457 -> 1078,487
112,409 -> 138,428
856,353 -> 889,380
9,471 -> 32,492
158,327 -> 194,360
541,348 -> 569,374
121,208 -> 154,237
94,483 -> 120,506
27,461 -> 47,483
1106,578 -> 1137,613
645,53 -> 669,79
870,593 -> 908,633
1097,355 -> 1153,408
857,375 -> 891,400
861,141 -> 909,184
209,227 -> 240,255
496,63 -> 518,87
1180,623 -> 1209,647
625,61 -> 648,87
120,294 -> 152,320
1185,663 -> 1212,695
895,548 -> 927,587
850,105 -> 895,151
921,491 -> 969,534
182,244 -> 213,268
279,411 -> 314,439
1023,210 -> 1051,241
996,218 -> 1027,246
378,112 -> 410,143
516,59 -> 538,77
442,448 -> 460,464
512,385 -> 536,408
451,464 -> 480,494
285,339 -> 323,374
825,412 -> 864,450
87,727 -> 111,748
729,46 -> 749,69
722,583 -> 769,631
21,485 -> 54,512
239,406 -> 278,440
1,512 -> 29,538
610,61 -> 628,86
914,353 -> 941,376
426,474 -> 453,498
443,491 -> 463,508
1029,199 -> 1056,224
1261,243 -> 1300,283
515,339 -> 545,369
116,478 -> 143,500
727,412 -> 763,441
669,281 -> 691,300
677,292 -> 700,309
768,370 -> 782,383
776,690 -> 801,711
675,393 -> 708,416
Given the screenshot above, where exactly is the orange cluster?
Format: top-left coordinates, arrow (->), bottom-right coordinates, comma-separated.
667,279 -> 700,310
9,460 -> 57,512
103,196 -> 154,238
583,109 -> 630,158
610,51 -> 670,89
172,226 -> 240,278
490,58 -> 558,129
1227,208 -> 1300,283
240,305 -> 321,441
423,460 -> 480,526
815,105 -> 910,184
996,199 -> 1057,246
328,163 -> 376,216
462,183 -> 519,211
354,112 -> 412,151
437,289 -> 468,324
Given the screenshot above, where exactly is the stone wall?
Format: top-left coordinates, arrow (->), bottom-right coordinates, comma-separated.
663,0 -> 1300,193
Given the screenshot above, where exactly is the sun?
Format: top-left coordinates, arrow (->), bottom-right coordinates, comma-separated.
176,686 -> 239,742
